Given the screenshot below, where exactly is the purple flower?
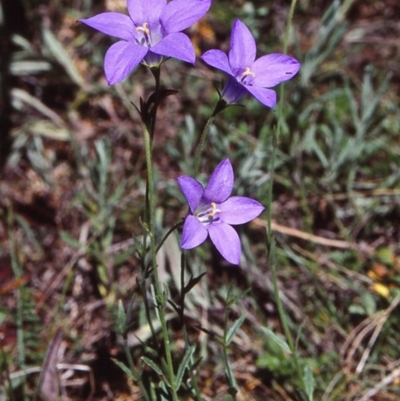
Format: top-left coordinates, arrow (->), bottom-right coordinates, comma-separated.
178,159 -> 264,265
80,0 -> 211,85
201,19 -> 300,108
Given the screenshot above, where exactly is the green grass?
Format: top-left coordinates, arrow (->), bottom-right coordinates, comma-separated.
1,0 -> 400,400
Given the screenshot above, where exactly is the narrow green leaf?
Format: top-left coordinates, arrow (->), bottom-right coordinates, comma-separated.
303,363 -> 315,401
60,231 -> 82,249
141,357 -> 163,376
116,300 -> 126,335
28,120 -> 70,141
226,287 -> 251,306
226,314 -> 246,345
176,345 -> 196,390
10,60 -> 51,75
11,88 -> 65,127
42,27 -> 87,89
111,358 -> 137,381
261,326 -> 292,354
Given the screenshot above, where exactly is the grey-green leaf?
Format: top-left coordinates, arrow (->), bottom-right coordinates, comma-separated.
303,363 -> 315,401
226,314 -> 246,345
111,358 -> 137,381
176,345 -> 196,390
261,326 -> 292,354
141,357 -> 163,376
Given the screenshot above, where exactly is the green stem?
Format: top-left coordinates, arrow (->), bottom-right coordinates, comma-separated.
283,0 -> 298,54
193,115 -> 215,177
193,98 -> 226,177
142,121 -> 178,401
266,0 -> 306,398
177,253 -> 202,401
155,221 -> 183,256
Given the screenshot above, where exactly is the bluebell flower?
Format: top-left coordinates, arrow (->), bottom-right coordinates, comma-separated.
201,19 -> 300,107
80,0 -> 211,85
178,159 -> 264,264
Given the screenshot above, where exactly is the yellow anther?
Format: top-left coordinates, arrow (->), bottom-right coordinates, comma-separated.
209,202 -> 221,217
136,22 -> 150,35
242,66 -> 256,78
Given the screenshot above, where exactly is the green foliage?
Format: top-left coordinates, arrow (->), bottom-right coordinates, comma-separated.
2,0 -> 400,399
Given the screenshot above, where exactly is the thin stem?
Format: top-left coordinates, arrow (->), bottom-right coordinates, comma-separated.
179,252 -> 186,327
150,67 -> 161,140
266,0 -> 307,398
193,98 -> 226,177
139,231 -> 159,351
178,253 -> 203,401
155,221 -> 183,256
193,115 -> 215,177
142,121 -> 178,401
283,0 -> 298,54
142,278 -> 159,351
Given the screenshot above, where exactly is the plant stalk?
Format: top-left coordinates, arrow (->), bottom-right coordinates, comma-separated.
142,120 -> 178,401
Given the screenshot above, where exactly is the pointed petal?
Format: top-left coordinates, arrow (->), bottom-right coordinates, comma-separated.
181,215 -> 208,249
178,176 -> 204,213
80,12 -> 136,41
219,196 -> 264,225
229,19 -> 256,75
127,0 -> 167,26
252,54 -> 300,87
201,50 -> 232,75
151,33 -> 195,63
104,41 -> 148,85
204,159 -> 234,203
161,0 -> 211,33
245,85 -> 277,108
208,223 -> 241,264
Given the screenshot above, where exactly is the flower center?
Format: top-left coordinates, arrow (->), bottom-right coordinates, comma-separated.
195,202 -> 221,225
136,22 -> 152,46
240,67 -> 256,84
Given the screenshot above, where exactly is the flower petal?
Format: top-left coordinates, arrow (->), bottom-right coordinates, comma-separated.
151,32 -> 195,63
79,12 -> 136,41
201,50 -> 233,75
127,0 -> 167,26
178,176 -> 204,213
219,196 -> 264,225
252,54 -> 300,88
208,223 -> 241,264
245,85 -> 277,108
104,41 -> 148,85
229,19 -> 256,76
181,215 -> 208,249
221,76 -> 248,104
161,0 -> 211,33
204,159 -> 234,203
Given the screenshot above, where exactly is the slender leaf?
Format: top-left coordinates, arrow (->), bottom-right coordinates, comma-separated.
303,363 -> 315,401
42,27 -> 87,89
111,358 -> 137,381
261,326 -> 292,354
141,357 -> 163,376
226,314 -> 246,345
176,345 -> 196,390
